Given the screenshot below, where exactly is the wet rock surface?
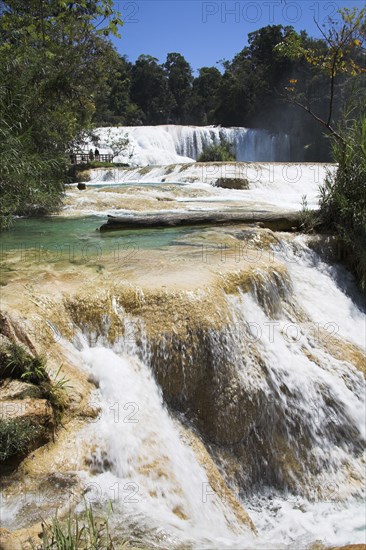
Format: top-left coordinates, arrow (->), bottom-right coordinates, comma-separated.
214,177 -> 249,189
0,378 -> 43,401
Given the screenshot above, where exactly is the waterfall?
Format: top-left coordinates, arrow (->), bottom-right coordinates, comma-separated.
59,236 -> 365,548
1,216 -> 364,548
86,125 -> 291,166
74,344 -> 256,548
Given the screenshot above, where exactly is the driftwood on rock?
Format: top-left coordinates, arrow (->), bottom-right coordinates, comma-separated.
99,211 -> 302,232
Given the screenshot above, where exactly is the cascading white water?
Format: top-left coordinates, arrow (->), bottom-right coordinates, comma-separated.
64,236 -> 365,549
73,343 -> 256,549
85,125 -> 291,165
2,232 -> 364,548
286,236 -> 366,350
228,287 -> 365,496
82,162 -> 334,212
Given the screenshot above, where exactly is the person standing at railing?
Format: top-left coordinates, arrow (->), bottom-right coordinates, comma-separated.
94,148 -> 100,160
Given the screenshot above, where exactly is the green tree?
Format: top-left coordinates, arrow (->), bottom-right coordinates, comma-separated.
189,67 -> 222,125
197,140 -> 235,162
280,7 -> 366,290
130,55 -> 174,124
278,7 -> 366,142
0,0 -> 123,228
319,110 -> 366,290
0,87 -> 64,228
164,52 -> 193,123
93,55 -> 144,126
215,25 -> 295,127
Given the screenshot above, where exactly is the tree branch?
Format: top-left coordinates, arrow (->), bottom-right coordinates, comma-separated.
292,99 -> 345,143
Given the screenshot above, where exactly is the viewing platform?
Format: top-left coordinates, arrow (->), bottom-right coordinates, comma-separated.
70,153 -> 114,164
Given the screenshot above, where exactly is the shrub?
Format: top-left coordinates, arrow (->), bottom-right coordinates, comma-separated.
299,194 -> 320,233
0,89 -> 65,230
0,419 -> 43,461
319,112 -> 366,290
197,140 -> 236,162
2,343 -> 68,420
3,343 -> 48,382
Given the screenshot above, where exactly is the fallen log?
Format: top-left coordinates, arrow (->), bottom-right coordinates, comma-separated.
99,211 -> 302,232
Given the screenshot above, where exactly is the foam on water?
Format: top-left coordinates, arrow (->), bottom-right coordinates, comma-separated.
71,335 -> 365,547
84,163 -> 335,211
67,237 -> 365,548
246,494 -> 366,549
285,236 -> 366,349
2,235 -> 365,547
75,344 -> 255,548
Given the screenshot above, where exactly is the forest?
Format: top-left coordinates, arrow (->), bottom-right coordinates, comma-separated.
93,24 -> 364,162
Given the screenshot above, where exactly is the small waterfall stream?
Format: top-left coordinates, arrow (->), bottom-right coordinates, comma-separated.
76,346 -> 254,548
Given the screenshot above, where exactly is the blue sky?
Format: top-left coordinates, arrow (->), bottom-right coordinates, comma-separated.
112,0 -> 364,72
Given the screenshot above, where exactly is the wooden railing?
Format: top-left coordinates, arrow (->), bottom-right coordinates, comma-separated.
70,153 -> 114,164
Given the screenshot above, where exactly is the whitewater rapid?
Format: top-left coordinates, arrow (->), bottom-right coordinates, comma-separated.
67,236 -> 365,549
73,344 -> 365,548
72,162 -> 335,214
83,125 -> 291,165
1,221 -> 365,549
75,345 -> 255,548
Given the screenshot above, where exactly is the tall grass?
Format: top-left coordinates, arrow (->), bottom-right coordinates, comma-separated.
34,504 -> 131,549
2,343 -> 69,415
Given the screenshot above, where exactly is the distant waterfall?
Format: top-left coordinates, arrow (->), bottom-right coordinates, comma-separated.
87,125 -> 291,166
